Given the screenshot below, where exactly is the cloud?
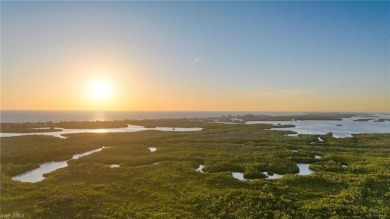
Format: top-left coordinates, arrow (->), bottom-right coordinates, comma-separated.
191,58 -> 200,65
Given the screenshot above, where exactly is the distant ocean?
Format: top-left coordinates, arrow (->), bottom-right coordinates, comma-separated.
0,110 -> 304,123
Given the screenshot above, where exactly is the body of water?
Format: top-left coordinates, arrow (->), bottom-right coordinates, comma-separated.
232,172 -> 245,181
3,111 -> 389,138
1,110 -> 304,123
246,114 -> 390,138
148,147 -> 157,152
196,165 -> 204,173
296,163 -> 314,175
232,162 -> 316,181
263,172 -> 283,180
0,125 -> 202,138
12,147 -> 107,183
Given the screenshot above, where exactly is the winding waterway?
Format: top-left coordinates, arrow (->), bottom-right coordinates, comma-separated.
1,125 -> 203,138
12,147 -> 108,183
232,162 -> 315,181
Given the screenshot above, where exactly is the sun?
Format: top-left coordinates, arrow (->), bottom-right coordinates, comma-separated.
89,79 -> 112,100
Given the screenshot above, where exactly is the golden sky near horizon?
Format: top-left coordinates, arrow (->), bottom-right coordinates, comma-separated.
1,49 -> 388,112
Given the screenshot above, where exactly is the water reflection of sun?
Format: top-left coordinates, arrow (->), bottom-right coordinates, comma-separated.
94,129 -> 107,133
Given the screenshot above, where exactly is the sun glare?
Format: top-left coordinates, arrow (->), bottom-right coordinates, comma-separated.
89,80 -> 112,100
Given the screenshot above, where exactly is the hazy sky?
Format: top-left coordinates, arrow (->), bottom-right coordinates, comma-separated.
1,1 -> 389,112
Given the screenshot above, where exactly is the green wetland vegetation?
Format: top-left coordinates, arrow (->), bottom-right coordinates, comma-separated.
1,120 -> 389,218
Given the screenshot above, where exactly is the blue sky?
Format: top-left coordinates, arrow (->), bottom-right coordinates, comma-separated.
1,1 -> 389,111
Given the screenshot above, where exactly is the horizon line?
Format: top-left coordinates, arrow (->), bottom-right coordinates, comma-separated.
1,109 -> 389,114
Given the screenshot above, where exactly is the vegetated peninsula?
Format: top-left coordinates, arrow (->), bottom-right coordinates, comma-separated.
207,112 -> 368,123
1,118 -> 389,218
0,112 -> 365,133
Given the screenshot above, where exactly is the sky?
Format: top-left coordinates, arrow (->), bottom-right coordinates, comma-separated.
1,1 -> 389,112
